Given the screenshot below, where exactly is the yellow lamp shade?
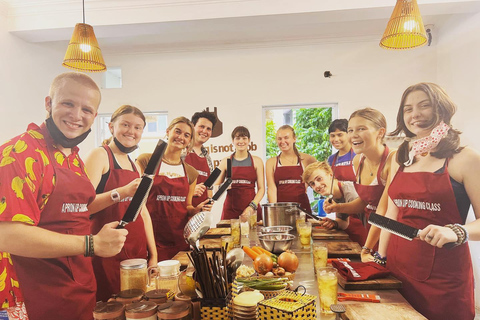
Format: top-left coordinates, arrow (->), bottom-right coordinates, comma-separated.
62,23 -> 106,72
380,0 -> 427,50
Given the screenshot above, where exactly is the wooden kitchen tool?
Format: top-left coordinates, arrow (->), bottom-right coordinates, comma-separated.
216,220 -> 231,228
198,238 -> 223,250
341,303 -> 427,320
327,241 -> 362,258
337,274 -> 402,290
203,228 -> 231,238
312,227 -> 350,240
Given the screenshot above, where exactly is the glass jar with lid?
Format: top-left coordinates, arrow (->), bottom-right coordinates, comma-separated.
110,289 -> 145,305
93,301 -> 125,320
125,301 -> 157,320
120,259 -> 148,292
157,301 -> 191,320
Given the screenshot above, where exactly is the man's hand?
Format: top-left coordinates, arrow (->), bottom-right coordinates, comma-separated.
93,221 -> 128,257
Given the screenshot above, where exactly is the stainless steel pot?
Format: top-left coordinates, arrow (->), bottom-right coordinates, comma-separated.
262,202 -> 300,230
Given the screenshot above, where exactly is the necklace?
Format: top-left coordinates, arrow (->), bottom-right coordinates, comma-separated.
163,157 -> 181,165
281,154 -> 297,165
364,159 -> 380,177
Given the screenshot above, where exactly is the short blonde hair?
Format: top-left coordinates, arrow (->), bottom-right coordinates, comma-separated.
49,72 -> 101,105
302,161 -> 332,183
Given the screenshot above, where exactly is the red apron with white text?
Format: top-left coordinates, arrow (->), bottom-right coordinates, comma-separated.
222,154 -> 262,220
331,149 -> 356,182
387,163 -> 474,320
348,147 -> 389,245
184,152 -> 210,207
274,155 -> 311,213
91,145 -> 147,302
12,141 -> 96,320
147,161 -> 190,261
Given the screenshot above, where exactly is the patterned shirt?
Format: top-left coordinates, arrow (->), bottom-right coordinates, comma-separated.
0,122 -> 87,308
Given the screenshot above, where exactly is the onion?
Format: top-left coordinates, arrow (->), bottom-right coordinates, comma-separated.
277,250 -> 299,272
253,253 -> 274,275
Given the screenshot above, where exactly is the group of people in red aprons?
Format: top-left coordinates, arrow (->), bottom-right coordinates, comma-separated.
307,84 -> 478,320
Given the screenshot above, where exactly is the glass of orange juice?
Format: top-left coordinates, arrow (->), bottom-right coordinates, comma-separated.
297,221 -> 312,249
316,267 -> 338,314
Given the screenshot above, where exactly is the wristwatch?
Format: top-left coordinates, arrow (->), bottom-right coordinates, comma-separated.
110,189 -> 121,203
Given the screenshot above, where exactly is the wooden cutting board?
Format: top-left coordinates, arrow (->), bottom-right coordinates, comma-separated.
198,238 -> 223,250
203,228 -> 231,238
341,303 -> 427,320
312,227 -> 350,240
337,274 -> 402,290
328,241 -> 362,258
216,220 -> 231,228
171,251 -> 215,268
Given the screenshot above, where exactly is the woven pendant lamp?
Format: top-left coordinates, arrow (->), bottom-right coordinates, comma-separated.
62,0 -> 106,72
380,0 -> 427,50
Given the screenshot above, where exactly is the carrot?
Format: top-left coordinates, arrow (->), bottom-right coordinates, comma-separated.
242,246 -> 259,260
251,247 -> 264,256
253,246 -> 273,256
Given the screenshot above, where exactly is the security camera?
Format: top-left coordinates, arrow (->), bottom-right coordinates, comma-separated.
324,71 -> 332,78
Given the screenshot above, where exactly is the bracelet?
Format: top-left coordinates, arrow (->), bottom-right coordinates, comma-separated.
373,252 -> 386,266
454,223 -> 469,244
248,201 -> 258,211
445,224 -> 464,246
331,220 -> 339,229
84,234 -> 94,257
361,246 -> 372,254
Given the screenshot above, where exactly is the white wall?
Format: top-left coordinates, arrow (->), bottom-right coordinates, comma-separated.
436,12 -> 480,310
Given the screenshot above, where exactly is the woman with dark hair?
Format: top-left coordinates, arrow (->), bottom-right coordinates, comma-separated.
217,126 -> 265,221
376,83 -> 479,320
324,108 -> 395,246
137,117 -> 211,260
85,105 -> 156,302
265,125 -> 316,212
327,119 -> 356,182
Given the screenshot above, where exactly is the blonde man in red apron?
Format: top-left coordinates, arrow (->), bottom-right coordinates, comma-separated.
377,83 -> 478,320
327,119 -> 356,182
324,108 -> 395,249
184,111 -> 217,207
217,126 -> 265,221
0,73 -> 128,320
137,117 -> 212,261
85,105 -> 157,302
266,125 -> 316,213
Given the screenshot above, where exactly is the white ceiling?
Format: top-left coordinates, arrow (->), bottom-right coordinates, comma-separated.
2,0 -> 480,54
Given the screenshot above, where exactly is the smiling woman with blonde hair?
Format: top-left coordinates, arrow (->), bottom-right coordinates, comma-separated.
137,116 -> 212,260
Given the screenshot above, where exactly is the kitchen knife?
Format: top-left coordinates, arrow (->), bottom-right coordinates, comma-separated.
203,167 -> 221,189
116,140 -> 167,229
368,212 -> 455,248
210,178 -> 232,202
226,158 -> 232,179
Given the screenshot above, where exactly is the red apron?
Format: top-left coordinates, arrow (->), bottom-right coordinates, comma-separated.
274,155 -> 311,213
91,145 -> 147,302
12,141 -> 96,320
184,151 -> 210,207
387,162 -> 474,320
348,147 -> 389,245
222,154 -> 262,220
331,149 -> 356,182
147,161 -> 190,261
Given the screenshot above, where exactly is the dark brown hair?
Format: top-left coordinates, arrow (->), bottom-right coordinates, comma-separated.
231,126 -> 250,140
390,83 -> 463,165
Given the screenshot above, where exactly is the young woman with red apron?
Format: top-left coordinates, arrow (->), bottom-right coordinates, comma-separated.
91,145 -> 147,302
222,154 -> 262,221
348,146 -> 389,245
274,155 -> 311,213
147,161 -> 190,261
12,139 -> 97,320
184,152 -> 210,207
330,149 -> 356,182
386,161 -> 474,320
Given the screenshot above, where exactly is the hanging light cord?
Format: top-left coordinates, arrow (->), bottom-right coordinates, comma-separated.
82,0 -> 85,24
